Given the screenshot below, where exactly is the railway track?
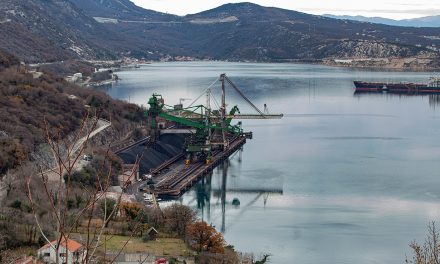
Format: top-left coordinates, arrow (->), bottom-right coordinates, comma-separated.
113,136 -> 150,154
151,153 -> 184,175
153,136 -> 246,197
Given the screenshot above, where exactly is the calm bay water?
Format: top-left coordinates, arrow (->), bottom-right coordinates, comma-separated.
98,62 -> 440,263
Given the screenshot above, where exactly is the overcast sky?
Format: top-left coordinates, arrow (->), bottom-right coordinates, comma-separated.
131,0 -> 440,19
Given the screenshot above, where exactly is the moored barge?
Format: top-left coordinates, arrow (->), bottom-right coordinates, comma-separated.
354,77 -> 440,94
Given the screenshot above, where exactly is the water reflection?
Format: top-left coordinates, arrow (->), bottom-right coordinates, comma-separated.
195,172 -> 211,219
429,95 -> 440,108
354,91 -> 440,108
191,148 -> 283,234
101,62 -> 440,263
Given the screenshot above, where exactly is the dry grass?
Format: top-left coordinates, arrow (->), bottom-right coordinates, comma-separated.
0,246 -> 38,263
72,234 -> 193,257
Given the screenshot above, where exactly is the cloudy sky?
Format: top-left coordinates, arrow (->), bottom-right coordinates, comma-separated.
131,0 -> 440,19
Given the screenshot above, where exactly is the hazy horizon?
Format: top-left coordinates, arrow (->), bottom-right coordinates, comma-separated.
132,0 -> 440,20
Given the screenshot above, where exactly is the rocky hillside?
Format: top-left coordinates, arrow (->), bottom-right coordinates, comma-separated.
191,3 -> 440,59
0,0 -> 162,62
0,0 -> 116,62
70,0 -> 178,21
0,48 -> 19,70
0,1 -> 439,63
0,50 -> 144,175
68,1 -> 440,61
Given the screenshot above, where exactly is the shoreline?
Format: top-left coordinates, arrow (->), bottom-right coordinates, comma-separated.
133,57 -> 440,72
29,57 -> 440,82
120,59 -> 440,73
84,78 -> 117,87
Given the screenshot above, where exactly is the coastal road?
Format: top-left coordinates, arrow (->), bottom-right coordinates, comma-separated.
0,118 -> 111,203
43,118 -> 111,182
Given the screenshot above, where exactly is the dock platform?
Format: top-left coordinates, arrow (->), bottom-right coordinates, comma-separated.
153,136 -> 247,198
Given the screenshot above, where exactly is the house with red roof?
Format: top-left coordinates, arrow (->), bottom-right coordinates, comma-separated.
37,238 -> 86,264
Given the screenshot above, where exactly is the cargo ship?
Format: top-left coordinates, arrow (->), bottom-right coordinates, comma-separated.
354,77 -> 440,94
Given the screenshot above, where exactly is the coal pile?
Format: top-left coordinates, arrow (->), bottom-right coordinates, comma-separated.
117,134 -> 185,175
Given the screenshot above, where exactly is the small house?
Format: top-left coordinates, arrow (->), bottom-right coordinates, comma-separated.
38,238 -> 86,264
146,227 -> 158,241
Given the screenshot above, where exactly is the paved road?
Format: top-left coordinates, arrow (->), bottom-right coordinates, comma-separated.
126,181 -> 160,205
0,119 -> 111,203
126,180 -> 149,201
43,118 -> 111,182
71,119 -> 111,154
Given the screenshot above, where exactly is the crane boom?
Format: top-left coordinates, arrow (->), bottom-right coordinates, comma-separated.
145,74 -> 283,164
222,74 -> 266,117
226,114 -> 283,119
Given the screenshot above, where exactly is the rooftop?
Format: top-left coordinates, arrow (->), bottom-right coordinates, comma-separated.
39,238 -> 83,253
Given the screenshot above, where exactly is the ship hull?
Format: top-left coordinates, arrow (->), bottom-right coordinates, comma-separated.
353,81 -> 386,92
354,81 -> 440,94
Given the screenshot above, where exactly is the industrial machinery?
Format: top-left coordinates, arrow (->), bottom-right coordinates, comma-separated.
145,74 -> 283,164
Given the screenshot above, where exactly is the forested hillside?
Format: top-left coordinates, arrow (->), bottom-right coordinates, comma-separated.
0,50 -> 144,175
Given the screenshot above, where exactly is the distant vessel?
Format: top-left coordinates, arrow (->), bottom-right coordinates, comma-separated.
354,77 -> 440,94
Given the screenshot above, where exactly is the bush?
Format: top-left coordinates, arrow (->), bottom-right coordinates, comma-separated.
9,200 -> 22,210
163,204 -> 196,237
132,127 -> 143,141
89,148 -> 123,186
90,71 -> 112,82
186,221 -> 225,253
65,165 -> 97,186
67,199 -> 74,210
120,202 -> 141,220
0,138 -> 27,175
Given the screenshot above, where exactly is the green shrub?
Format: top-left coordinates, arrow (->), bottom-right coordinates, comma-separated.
67,199 -> 74,210
10,200 -> 22,210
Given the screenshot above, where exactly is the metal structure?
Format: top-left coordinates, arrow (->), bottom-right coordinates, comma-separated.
145,74 -> 283,165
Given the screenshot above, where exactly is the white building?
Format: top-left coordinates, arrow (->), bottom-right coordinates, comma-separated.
38,238 -> 86,264
71,73 -> 83,83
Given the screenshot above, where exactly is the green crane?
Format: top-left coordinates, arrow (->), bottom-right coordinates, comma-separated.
145,93 -> 242,164
145,74 -> 283,165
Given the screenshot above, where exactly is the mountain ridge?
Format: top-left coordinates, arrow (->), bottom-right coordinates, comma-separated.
69,0 -> 179,21
0,1 -> 439,67
324,14 -> 440,28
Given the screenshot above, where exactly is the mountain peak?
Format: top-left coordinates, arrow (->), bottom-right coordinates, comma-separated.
216,2 -> 264,10
187,2 -> 264,17
186,2 -> 307,21
69,0 -> 178,21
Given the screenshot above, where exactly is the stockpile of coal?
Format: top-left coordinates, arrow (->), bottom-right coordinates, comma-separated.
117,134 -> 185,175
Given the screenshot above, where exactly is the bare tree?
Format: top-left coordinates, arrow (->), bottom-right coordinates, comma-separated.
3,170 -> 15,197
163,203 -> 196,237
406,221 -> 440,264
24,112 -> 142,263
